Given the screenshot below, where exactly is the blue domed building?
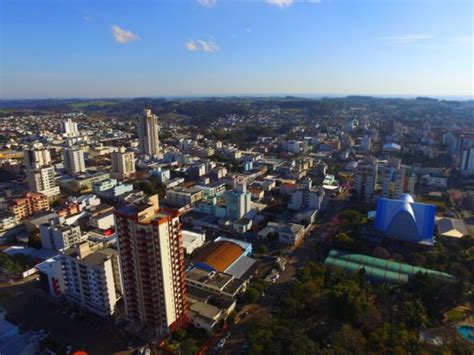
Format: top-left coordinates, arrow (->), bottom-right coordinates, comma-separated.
374,194 -> 436,245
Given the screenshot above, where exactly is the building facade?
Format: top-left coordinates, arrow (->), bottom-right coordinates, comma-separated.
111,147 -> 136,180
60,242 -> 122,316
63,147 -> 86,175
9,192 -> 49,221
40,222 -> 82,251
115,195 -> 187,335
354,156 -> 378,203
138,109 -> 161,158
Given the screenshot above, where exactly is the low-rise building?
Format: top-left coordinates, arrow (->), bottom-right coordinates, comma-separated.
39,221 -> 83,251
9,192 -> 49,221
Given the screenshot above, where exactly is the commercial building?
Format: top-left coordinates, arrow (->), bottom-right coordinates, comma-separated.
63,147 -> 86,175
374,194 -> 436,245
92,178 -> 133,200
138,109 -> 161,158
39,222 -> 83,251
60,242 -> 122,316
354,156 -> 378,203
115,195 -> 187,335
9,192 -> 49,221
111,146 -> 136,180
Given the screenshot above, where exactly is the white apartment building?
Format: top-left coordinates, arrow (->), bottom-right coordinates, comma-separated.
63,118 -> 79,138
138,109 -> 161,158
27,166 -> 60,199
111,147 -> 136,180
354,156 -> 378,203
60,242 -> 122,316
63,147 -> 86,175
40,221 -> 83,251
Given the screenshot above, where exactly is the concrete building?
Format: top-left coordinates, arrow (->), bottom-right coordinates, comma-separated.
461,148 -> 474,176
24,144 -> 51,170
138,109 -> 161,158
225,181 -> 251,221
26,166 -> 60,199
354,156 -> 378,203
111,147 -> 136,180
0,309 -> 39,355
63,118 -> 79,138
63,147 -> 86,175
182,230 -> 206,254
60,242 -> 122,316
39,221 -> 83,251
360,136 -> 371,151
288,180 -> 325,210
9,192 -> 49,221
166,187 -> 203,207
115,195 -> 187,335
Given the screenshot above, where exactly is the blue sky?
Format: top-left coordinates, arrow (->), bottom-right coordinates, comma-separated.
1,0 -> 472,99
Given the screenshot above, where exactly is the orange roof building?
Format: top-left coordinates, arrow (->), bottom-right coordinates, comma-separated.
9,192 -> 50,221
192,241 -> 244,272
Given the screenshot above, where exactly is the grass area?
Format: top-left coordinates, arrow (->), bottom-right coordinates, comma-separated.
446,309 -> 466,322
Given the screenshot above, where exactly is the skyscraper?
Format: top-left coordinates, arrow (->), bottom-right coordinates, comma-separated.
114,195 -> 187,336
24,144 -> 52,169
138,109 -> 161,158
63,147 -> 86,175
111,147 -> 136,180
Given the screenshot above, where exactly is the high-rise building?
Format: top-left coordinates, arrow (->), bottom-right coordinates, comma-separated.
60,241 -> 122,317
461,148 -> 474,176
27,166 -> 60,198
63,118 -> 79,138
24,144 -> 60,199
115,195 -> 187,335
226,180 -> 252,221
381,158 -> 415,199
354,156 -> 378,203
111,147 -> 136,180
360,136 -> 371,151
63,147 -> 86,175
138,109 -> 161,158
24,144 -> 52,169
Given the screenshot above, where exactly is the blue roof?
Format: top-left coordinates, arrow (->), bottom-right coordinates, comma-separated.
374,195 -> 436,245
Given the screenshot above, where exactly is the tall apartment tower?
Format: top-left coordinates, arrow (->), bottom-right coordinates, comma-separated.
138,109 -> 161,158
63,147 -> 86,175
461,148 -> 474,176
111,147 -> 136,180
24,145 -> 60,199
63,118 -> 79,138
381,157 -> 405,199
226,180 -> 252,221
115,195 -> 187,336
354,156 -> 378,203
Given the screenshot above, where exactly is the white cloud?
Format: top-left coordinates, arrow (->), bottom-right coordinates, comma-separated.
185,39 -> 219,53
377,33 -> 433,44
83,15 -> 92,22
266,0 -> 294,7
111,25 -> 140,44
197,0 -> 216,7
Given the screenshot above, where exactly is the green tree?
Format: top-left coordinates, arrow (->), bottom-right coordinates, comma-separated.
331,324 -> 366,354
28,233 -> 42,249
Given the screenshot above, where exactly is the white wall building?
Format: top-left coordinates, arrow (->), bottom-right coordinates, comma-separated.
60,242 -> 122,316
63,147 -> 86,175
182,229 -> 206,254
138,109 -> 161,158
39,222 -> 83,251
111,147 -> 136,180
461,148 -> 474,176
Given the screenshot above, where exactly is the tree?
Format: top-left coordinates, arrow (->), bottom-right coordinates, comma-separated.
244,288 -> 261,304
254,243 -> 268,254
333,232 -> 355,251
172,328 -> 186,342
331,324 -> 366,354
28,233 -> 42,249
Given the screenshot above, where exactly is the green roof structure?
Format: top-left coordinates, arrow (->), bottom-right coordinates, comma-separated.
325,249 -> 453,284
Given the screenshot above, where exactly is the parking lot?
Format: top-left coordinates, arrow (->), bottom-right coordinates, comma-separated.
0,279 -> 147,354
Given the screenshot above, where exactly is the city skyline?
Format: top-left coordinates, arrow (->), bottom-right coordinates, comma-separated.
1,0 -> 473,99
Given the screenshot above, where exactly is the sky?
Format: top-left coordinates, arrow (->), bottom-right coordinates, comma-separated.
0,0 -> 473,99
